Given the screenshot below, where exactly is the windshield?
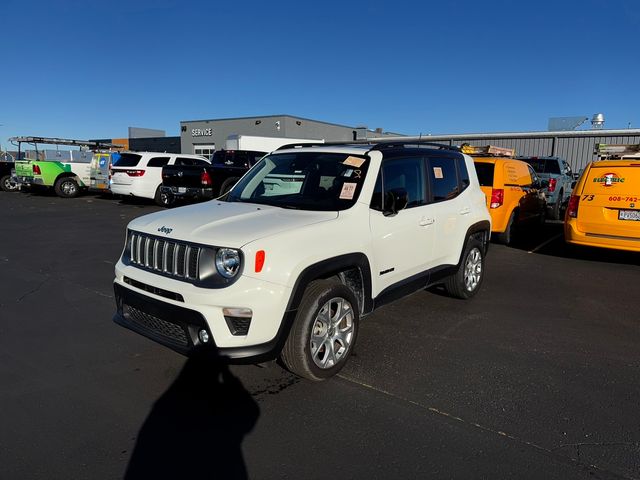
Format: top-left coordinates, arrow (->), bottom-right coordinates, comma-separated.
225,151 -> 370,211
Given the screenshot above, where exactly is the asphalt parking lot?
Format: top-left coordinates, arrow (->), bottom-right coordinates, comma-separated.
1,190 -> 639,480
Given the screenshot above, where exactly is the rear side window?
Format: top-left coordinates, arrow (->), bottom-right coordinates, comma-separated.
457,157 -> 470,191
147,156 -> 170,167
428,157 -> 459,202
474,162 -> 494,187
113,153 -> 141,167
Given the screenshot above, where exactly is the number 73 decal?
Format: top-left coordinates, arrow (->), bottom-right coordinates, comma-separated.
582,195 -> 595,201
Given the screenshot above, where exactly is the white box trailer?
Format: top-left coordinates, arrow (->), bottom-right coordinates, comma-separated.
225,135 -> 324,153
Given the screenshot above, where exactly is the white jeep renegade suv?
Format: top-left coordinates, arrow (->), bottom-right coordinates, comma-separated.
113,141 -> 491,380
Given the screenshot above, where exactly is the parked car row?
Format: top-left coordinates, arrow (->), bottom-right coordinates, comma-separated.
462,145 -> 548,245
4,140 -> 638,382
7,140 -> 640,256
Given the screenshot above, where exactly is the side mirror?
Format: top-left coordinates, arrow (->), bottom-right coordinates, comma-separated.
383,188 -> 408,216
571,181 -> 577,189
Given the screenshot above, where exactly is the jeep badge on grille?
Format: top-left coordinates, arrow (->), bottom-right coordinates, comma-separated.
157,226 -> 173,235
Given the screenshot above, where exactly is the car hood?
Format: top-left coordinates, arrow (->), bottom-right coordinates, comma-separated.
128,200 -> 338,248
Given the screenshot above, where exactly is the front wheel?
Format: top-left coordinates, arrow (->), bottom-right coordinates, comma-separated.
281,280 -> 359,381
54,177 -> 80,198
444,237 -> 485,299
0,174 -> 18,192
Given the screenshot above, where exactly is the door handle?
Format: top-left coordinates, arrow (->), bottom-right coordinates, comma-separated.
419,217 -> 435,226
459,207 -> 471,215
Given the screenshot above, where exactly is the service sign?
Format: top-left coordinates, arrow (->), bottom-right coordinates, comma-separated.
191,128 -> 213,137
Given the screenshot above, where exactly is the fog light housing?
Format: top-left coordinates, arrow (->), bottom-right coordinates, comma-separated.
198,329 -> 210,343
223,307 -> 253,336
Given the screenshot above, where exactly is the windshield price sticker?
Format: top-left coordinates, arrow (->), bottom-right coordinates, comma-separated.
343,156 -> 366,168
339,182 -> 358,200
433,167 -> 444,179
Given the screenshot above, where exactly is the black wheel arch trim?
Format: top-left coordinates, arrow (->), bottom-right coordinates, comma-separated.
285,253 -> 374,315
462,221 -> 491,260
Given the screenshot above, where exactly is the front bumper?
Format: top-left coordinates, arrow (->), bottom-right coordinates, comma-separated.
113,283 -> 296,362
113,262 -> 296,361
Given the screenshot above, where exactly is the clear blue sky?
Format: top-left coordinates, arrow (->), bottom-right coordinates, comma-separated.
1,0 -> 639,148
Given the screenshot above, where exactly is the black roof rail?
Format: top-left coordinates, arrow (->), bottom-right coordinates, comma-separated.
276,142 -> 331,151
275,140 -> 460,152
369,141 -> 460,152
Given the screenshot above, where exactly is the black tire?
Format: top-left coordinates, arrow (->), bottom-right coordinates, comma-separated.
0,174 -> 18,192
550,193 -> 561,221
54,177 -> 80,198
280,280 -> 359,381
444,236 -> 485,299
219,177 -> 239,196
495,210 -> 516,245
154,185 -> 174,207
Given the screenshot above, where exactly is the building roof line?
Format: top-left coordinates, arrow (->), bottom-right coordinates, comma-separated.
370,129 -> 640,142
180,114 -> 391,132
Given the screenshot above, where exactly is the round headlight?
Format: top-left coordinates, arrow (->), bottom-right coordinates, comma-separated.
215,248 -> 241,278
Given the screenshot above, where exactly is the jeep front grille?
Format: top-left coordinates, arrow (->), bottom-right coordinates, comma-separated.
129,232 -> 200,280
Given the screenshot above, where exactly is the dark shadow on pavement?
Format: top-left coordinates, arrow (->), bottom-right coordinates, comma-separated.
124,353 -> 260,480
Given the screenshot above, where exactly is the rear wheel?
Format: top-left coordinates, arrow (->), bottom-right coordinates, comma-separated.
495,211 -> 516,245
219,177 -> 239,196
154,185 -> 174,207
54,177 -> 80,198
444,236 -> 485,299
550,193 -> 562,220
0,174 -> 18,192
281,280 -> 359,381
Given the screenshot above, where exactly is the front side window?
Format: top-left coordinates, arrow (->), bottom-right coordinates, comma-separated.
226,152 -> 369,211
370,157 -> 427,212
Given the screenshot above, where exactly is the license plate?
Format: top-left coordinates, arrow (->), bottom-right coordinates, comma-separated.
178,187 -> 186,193
618,210 -> 640,221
